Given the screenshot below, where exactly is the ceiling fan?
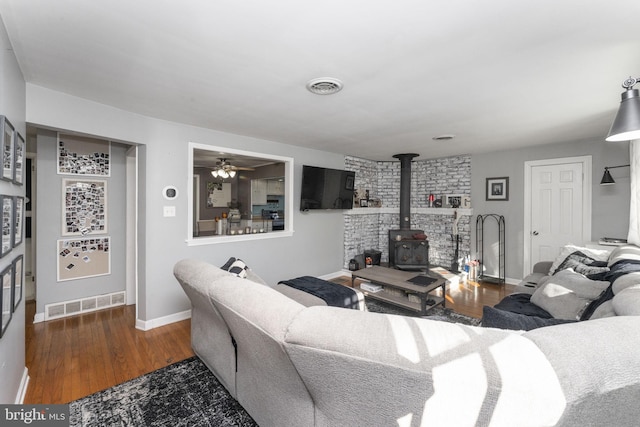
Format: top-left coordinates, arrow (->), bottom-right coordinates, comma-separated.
211,158 -> 254,179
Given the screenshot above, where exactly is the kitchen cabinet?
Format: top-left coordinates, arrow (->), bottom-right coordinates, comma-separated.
267,179 -> 284,195
251,179 -> 267,205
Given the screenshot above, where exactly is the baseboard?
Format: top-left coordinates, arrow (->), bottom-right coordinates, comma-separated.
15,368 -> 29,404
505,276 -> 520,285
33,312 -> 44,323
135,309 -> 191,331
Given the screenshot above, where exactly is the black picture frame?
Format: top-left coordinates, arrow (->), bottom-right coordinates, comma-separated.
12,255 -> 23,312
1,263 -> 12,338
0,116 -> 14,182
345,175 -> 354,190
13,132 -> 24,185
13,196 -> 23,247
0,195 -> 12,258
486,177 -> 509,201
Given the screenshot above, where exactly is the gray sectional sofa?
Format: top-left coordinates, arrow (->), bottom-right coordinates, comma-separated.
174,258 -> 640,427
507,244 -> 640,320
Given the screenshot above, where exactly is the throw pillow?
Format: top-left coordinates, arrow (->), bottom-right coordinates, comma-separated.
220,257 -> 248,278
220,257 -> 237,271
531,269 -> 609,320
548,245 -> 610,275
552,251 -> 609,278
481,306 -> 577,331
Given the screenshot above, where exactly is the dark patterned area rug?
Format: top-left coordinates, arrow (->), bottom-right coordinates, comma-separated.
365,299 -> 481,326
69,357 -> 257,427
69,304 -> 479,426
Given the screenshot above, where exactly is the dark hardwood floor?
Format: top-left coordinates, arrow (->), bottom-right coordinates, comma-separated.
24,276 -> 513,404
24,301 -> 194,404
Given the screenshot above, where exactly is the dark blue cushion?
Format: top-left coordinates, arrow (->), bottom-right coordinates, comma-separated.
481,306 -> 577,331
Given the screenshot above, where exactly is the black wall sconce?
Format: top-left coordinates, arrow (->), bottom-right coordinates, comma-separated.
600,164 -> 630,185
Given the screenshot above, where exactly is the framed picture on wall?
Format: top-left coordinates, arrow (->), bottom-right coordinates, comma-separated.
62,179 -> 107,236
0,116 -> 14,182
13,196 -> 23,247
57,236 -> 111,282
13,132 -> 24,185
1,263 -> 12,338
486,177 -> 509,201
206,181 -> 231,208
57,133 -> 111,176
0,196 -> 13,258
12,255 -> 23,312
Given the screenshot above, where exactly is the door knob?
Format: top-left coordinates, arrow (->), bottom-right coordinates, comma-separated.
532,231 -> 539,236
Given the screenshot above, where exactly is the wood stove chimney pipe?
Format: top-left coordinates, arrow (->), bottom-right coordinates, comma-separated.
392,153 -> 419,230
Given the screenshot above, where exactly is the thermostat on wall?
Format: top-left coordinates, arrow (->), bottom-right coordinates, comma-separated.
163,186 -> 178,200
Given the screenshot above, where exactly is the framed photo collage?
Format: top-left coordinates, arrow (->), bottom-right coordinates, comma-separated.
56,134 -> 111,282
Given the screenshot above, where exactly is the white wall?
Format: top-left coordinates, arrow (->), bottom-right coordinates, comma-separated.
26,84 -> 347,324
0,15 -> 26,403
471,137 -> 630,280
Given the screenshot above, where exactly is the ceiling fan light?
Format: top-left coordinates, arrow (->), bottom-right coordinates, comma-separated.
220,169 -> 229,179
229,170 -> 236,178
211,170 -> 218,178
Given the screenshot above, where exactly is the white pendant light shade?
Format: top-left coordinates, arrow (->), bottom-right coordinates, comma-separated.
606,78 -> 640,142
211,170 -> 218,178
229,170 -> 236,178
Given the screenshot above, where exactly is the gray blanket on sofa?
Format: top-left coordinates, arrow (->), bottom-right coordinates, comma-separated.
278,276 -> 361,309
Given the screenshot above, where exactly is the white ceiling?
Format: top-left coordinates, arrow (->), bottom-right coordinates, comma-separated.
1,0 -> 639,161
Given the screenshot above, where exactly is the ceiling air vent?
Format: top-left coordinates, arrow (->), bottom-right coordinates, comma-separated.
306,78 -> 343,95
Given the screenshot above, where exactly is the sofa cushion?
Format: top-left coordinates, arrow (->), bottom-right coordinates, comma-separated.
531,269 -> 609,320
493,293 -> 553,318
588,300 -> 616,319
524,316 -> 640,426
285,306 -> 567,427
612,285 -> 640,316
548,245 -> 610,275
607,244 -> 640,267
482,306 -> 577,331
612,271 -> 640,294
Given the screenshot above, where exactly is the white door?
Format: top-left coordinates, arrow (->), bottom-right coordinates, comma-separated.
524,156 -> 592,274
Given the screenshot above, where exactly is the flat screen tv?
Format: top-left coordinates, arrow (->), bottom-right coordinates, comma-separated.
300,165 -> 355,210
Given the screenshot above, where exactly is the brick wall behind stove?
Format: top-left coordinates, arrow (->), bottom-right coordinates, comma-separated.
345,156 -> 378,202
344,155 -> 472,269
417,156 -> 472,206
343,213 -> 379,266
415,213 -> 471,268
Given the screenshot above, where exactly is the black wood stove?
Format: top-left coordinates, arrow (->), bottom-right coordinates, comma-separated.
388,153 -> 429,270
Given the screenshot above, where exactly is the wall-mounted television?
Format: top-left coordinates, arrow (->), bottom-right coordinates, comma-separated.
300,165 -> 355,210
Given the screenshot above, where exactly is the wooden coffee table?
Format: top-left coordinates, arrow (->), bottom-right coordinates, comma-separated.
351,266 -> 446,315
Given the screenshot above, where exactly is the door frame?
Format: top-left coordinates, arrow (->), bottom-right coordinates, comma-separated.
523,155 -> 592,275
125,146 -> 138,310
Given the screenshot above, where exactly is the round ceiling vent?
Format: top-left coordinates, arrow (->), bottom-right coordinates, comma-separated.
432,134 -> 456,141
306,77 -> 344,95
